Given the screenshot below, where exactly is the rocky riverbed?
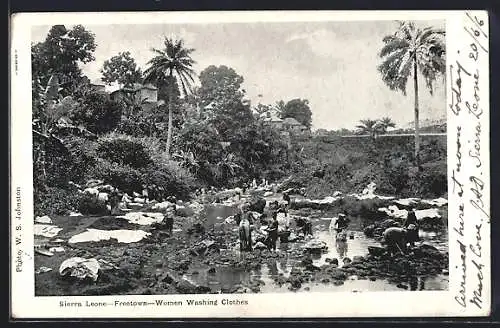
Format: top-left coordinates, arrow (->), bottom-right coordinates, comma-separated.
34,185 -> 449,295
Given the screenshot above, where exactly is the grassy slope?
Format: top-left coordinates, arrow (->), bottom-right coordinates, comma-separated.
284,134 -> 447,199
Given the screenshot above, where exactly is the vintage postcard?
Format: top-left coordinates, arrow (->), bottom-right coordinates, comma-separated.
10,10 -> 490,318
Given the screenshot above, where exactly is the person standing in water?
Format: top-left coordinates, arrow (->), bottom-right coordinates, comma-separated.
282,192 -> 291,211
403,210 -> 419,247
266,212 -> 279,252
164,197 -> 176,235
335,213 -> 349,232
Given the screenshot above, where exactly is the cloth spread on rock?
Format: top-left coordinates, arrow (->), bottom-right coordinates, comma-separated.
68,228 -> 151,244
59,257 -> 100,281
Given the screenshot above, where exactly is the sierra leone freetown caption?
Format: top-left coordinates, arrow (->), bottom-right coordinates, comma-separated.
60,298 -> 249,308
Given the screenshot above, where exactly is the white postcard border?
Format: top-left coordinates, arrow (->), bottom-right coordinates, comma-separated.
10,10 -> 491,319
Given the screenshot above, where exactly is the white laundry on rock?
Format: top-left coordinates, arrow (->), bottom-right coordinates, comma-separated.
59,257 -> 100,281
117,212 -> 164,225
34,224 -> 63,238
378,205 -> 408,219
68,228 -> 151,244
421,197 -> 448,207
394,198 -> 421,206
35,215 -> 52,224
415,208 -> 441,220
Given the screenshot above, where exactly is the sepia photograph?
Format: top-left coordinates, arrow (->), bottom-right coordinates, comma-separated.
30,19 -> 449,296
10,10 -> 491,318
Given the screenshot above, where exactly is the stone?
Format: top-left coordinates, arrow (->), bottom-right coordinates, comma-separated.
352,256 -> 365,264
176,279 -> 198,294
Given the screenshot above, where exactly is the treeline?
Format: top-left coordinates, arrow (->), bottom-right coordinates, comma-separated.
32,25 -> 300,216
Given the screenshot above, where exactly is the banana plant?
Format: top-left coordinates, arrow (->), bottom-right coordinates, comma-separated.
33,74 -> 93,187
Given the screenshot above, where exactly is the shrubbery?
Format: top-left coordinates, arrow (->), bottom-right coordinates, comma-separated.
76,192 -> 109,215
34,187 -> 81,217
90,158 -> 144,195
97,136 -> 153,169
288,136 -> 447,199
89,134 -> 197,200
68,91 -> 123,135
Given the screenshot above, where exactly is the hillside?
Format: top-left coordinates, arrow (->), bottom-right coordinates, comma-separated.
281,134 -> 447,199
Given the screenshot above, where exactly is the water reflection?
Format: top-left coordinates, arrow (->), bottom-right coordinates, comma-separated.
186,201 -> 449,293
334,233 -> 349,260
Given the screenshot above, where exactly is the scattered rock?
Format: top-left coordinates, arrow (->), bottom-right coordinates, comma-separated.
176,279 -> 198,294
397,283 -> 409,290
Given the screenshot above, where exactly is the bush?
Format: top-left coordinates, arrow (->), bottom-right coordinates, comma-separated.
68,91 -> 123,135
64,136 -> 98,184
142,161 -> 198,201
97,137 -> 152,169
90,159 -> 144,195
77,192 -> 109,215
34,187 -> 80,217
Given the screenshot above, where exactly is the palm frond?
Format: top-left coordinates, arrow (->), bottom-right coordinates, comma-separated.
378,47 -> 412,94
379,38 -> 410,58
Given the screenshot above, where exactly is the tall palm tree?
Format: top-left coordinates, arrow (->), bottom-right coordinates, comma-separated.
144,38 -> 196,157
378,21 -> 445,165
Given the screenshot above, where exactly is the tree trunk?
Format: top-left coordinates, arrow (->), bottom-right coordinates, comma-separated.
413,60 -> 420,167
165,71 -> 174,158
166,93 -> 173,158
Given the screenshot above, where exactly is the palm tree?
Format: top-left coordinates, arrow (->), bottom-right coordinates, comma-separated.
378,117 -> 396,134
144,38 -> 196,157
355,119 -> 380,138
378,21 -> 445,165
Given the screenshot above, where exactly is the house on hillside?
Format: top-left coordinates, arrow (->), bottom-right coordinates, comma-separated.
109,83 -> 159,111
261,111 -> 284,130
110,83 -> 158,103
90,80 -> 107,94
282,117 -> 309,134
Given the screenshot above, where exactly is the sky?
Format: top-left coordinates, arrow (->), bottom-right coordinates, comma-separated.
31,20 -> 446,131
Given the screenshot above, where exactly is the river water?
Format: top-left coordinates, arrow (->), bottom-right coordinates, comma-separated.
184,193 -> 449,293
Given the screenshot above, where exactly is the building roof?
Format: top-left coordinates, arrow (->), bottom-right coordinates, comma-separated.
90,79 -> 105,87
282,117 -> 303,126
105,83 -> 121,94
262,116 -> 283,123
120,83 -> 158,93
260,111 -> 283,122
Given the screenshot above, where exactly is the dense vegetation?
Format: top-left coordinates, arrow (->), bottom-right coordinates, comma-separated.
32,23 -> 446,217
